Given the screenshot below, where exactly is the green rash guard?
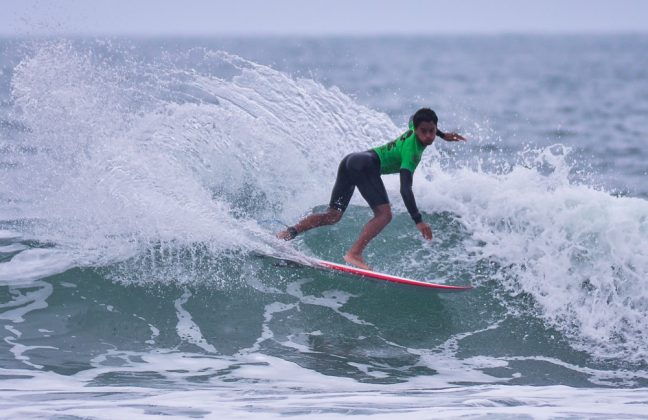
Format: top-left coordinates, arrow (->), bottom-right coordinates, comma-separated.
373,121 -> 425,175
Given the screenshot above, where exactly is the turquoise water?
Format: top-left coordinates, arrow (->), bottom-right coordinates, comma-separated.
1,36 -> 648,418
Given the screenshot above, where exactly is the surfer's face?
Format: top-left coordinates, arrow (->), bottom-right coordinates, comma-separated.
415,121 -> 437,145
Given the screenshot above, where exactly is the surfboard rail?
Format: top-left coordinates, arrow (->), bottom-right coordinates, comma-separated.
311,258 -> 473,292
255,248 -> 472,291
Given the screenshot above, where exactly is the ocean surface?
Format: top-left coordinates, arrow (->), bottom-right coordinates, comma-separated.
1,35 -> 647,418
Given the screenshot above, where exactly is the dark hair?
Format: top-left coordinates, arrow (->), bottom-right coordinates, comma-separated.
412,108 -> 438,128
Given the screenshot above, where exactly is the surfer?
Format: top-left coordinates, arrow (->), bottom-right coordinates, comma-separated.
277,108 -> 465,270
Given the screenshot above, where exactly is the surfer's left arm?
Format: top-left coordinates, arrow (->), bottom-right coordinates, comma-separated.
400,169 -> 433,240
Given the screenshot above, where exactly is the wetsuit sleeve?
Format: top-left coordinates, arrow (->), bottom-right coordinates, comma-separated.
437,128 -> 446,139
399,169 -> 423,224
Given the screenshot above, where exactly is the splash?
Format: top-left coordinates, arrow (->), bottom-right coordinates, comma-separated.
415,143 -> 648,363
1,40 -> 396,284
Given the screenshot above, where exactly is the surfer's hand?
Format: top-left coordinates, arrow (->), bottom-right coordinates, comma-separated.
443,132 -> 465,141
416,222 -> 433,240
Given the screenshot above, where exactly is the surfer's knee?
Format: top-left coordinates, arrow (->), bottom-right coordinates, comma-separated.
373,204 -> 392,223
324,208 -> 343,225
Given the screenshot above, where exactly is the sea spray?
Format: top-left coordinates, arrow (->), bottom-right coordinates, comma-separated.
2,41 -> 397,284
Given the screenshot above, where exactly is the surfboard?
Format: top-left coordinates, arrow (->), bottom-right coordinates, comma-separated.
311,258 -> 472,292
258,249 -> 472,292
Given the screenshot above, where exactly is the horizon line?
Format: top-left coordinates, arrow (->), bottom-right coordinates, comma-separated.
2,30 -> 648,39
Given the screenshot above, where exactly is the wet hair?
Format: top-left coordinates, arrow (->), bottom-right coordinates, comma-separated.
412,108 -> 438,128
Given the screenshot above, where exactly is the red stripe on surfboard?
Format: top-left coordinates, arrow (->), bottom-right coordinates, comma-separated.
312,259 -> 472,291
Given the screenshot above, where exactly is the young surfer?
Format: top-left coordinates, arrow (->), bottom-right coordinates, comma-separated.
277,108 -> 465,270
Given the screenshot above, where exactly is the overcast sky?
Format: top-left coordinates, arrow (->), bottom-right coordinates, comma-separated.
2,0 -> 647,37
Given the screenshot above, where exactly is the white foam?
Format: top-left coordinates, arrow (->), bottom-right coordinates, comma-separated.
0,230 -> 21,240
0,244 -> 27,253
414,145 -> 648,362
174,290 -> 217,353
285,279 -> 371,326
239,301 -> 299,355
3,336 -> 58,369
0,249 -> 75,286
0,355 -> 647,419
4,325 -> 22,337
0,280 -> 53,322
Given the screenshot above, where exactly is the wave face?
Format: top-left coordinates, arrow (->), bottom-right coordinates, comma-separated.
1,37 -> 648,416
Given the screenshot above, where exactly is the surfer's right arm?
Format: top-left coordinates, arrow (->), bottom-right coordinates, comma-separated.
400,169 -> 433,240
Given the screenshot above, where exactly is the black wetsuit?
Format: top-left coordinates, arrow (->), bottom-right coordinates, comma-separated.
328,126 -> 445,224
329,150 -> 388,212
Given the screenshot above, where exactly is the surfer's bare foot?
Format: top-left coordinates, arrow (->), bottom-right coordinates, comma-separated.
276,227 -> 298,241
344,253 -> 370,270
